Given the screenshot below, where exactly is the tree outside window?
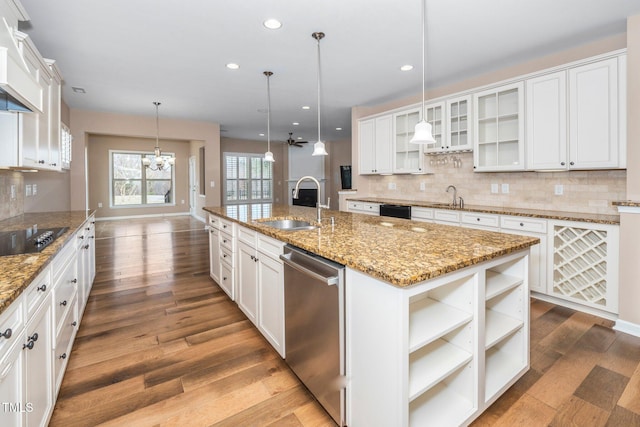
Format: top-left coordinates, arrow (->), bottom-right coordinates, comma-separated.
111,151 -> 175,207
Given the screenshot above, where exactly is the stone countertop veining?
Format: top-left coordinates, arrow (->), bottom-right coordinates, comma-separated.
613,200 -> 640,208
348,197 -> 620,225
204,204 -> 539,288
0,211 -> 95,316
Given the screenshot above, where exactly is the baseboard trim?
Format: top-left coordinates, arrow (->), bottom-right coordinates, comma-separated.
95,212 -> 191,221
613,320 -> 640,338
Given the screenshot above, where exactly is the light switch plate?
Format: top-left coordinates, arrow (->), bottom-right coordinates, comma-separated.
25,184 -> 32,197
420,182 -> 426,191
555,184 -> 564,195
491,183 -> 499,194
388,182 -> 396,190
32,184 -> 37,196
10,185 -> 15,199
501,183 -> 509,194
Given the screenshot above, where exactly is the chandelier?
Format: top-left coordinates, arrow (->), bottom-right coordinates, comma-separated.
142,101 -> 175,171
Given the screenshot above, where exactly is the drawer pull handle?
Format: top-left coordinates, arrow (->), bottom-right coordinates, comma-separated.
71,279 -> 78,284
72,321 -> 77,327
1,328 -> 12,339
78,235 -> 84,239
223,254 -> 227,258
84,244 -> 90,250
59,353 -> 67,360
477,218 -> 480,221
520,222 -> 524,227
37,284 -> 47,292
23,340 -> 34,350
28,333 -> 38,342
60,300 -> 67,307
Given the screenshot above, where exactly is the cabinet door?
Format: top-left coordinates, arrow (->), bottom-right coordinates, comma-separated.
474,82 -> 524,171
24,298 -> 53,427
208,227 -> 221,286
526,71 -> 567,170
568,58 -> 619,169
0,340 -> 25,427
423,101 -> 445,153
37,74 -> 53,169
257,253 -> 285,357
237,242 -> 258,324
358,119 -> 376,174
447,95 -> 473,152
393,107 -> 423,173
374,115 -> 393,174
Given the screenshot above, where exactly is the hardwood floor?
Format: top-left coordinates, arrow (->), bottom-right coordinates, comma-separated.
51,216 -> 640,426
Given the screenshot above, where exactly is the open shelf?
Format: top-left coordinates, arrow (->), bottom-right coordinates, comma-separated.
409,338 -> 472,401
409,297 -> 472,352
485,329 -> 526,401
409,369 -> 475,427
485,309 -> 522,349
486,270 -> 523,300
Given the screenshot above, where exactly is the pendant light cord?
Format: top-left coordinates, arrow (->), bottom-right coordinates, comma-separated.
313,32 -> 325,144
154,101 -> 161,151
421,0 -> 426,121
266,73 -> 271,152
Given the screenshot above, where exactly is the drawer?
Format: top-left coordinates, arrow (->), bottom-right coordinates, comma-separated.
220,219 -> 234,234
208,215 -> 220,229
434,210 -> 460,224
238,226 -> 257,245
257,234 -> 284,260
24,266 -> 52,319
363,203 -> 380,214
220,246 -> 234,266
54,256 -> 78,334
52,234 -> 76,278
220,231 -> 234,251
501,216 -> 547,234
411,207 -> 434,221
461,212 -> 500,229
0,296 -> 24,355
54,295 -> 78,391
347,201 -> 364,211
220,261 -> 234,290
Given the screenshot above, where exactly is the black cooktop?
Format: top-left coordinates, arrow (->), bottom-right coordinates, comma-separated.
0,227 -> 68,256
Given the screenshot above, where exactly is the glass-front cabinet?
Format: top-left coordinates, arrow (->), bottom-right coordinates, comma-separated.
422,101 -> 445,154
473,82 -> 524,171
393,107 -> 423,173
447,95 -> 472,152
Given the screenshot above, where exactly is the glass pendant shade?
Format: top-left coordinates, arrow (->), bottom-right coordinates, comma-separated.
410,119 -> 436,144
264,151 -> 275,162
312,141 -> 328,156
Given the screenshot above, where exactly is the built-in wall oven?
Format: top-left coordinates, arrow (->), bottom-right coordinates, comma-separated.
280,245 -> 346,426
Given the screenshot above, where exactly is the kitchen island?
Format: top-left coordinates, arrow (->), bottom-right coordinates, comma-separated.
204,204 -> 538,426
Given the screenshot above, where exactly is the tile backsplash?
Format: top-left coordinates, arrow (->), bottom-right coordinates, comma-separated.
0,170 -> 24,221
360,152 -> 625,215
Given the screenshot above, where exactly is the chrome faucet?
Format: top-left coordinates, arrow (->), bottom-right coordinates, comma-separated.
446,185 -> 457,207
293,176 -> 330,224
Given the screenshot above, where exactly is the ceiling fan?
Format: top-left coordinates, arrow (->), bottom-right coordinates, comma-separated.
286,132 -> 308,147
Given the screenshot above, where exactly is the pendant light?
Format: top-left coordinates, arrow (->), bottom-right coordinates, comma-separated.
263,71 -> 275,162
142,101 -> 175,170
410,0 -> 436,145
311,31 -> 328,156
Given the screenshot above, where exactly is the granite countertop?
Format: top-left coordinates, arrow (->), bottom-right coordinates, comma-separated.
204,204 -> 539,287
613,200 -> 640,208
0,211 -> 95,315
348,197 -> 620,225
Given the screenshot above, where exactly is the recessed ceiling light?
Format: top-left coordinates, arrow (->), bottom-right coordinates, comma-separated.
226,63 -> 240,70
297,137 -> 303,140
259,133 -> 265,136
263,19 -> 282,30
400,65 -> 414,71
292,122 -> 299,126
72,86 -> 86,93
336,127 -> 342,131
302,106 -> 310,110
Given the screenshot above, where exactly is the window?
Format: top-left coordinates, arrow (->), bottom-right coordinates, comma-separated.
224,153 -> 273,204
60,123 -> 72,169
110,150 -> 175,207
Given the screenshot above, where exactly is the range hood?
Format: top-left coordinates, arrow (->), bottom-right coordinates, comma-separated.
0,17 -> 41,112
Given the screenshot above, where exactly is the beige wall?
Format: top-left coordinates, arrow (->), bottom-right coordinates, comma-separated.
351,34 -> 628,216
618,15 -> 640,327
189,140 -> 207,221
325,139 -> 352,208
69,109 -> 220,217
87,134 -> 190,218
220,137 -> 288,205
24,171 -> 71,213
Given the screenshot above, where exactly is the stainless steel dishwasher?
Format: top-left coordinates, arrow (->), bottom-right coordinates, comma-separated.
280,245 -> 346,426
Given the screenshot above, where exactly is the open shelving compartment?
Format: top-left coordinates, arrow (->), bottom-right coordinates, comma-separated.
407,273 -> 477,426
484,256 -> 528,403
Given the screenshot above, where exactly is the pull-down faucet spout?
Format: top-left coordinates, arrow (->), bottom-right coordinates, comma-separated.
293,176 -> 330,223
446,185 -> 457,207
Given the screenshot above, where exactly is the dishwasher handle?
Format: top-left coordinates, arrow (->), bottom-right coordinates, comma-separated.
280,252 -> 339,286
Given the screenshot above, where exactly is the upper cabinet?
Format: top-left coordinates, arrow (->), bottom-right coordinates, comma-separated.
359,115 -> 393,175
393,107 -> 423,174
527,57 -> 625,171
424,95 -> 473,154
473,82 -> 525,172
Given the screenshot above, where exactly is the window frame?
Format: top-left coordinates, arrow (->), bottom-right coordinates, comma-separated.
109,149 -> 176,209
223,152 -> 274,205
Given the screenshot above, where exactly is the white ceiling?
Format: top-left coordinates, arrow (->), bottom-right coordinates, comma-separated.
18,0 -> 640,144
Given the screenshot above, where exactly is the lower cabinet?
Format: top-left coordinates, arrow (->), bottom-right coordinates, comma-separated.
237,239 -> 259,324
208,226 -> 221,287
346,201 -> 381,216
347,250 -> 529,426
500,216 -> 548,294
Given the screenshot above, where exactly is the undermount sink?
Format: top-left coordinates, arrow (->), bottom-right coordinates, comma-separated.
258,219 -> 317,231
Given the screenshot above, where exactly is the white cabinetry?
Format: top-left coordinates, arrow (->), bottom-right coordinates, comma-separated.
219,218 -> 236,300
347,250 -> 529,426
473,82 -> 524,171
393,107 -> 423,173
411,207 -> 434,223
500,216 -> 548,294
424,95 -> 473,154
236,226 -> 285,357
77,215 -> 96,314
208,215 -> 221,287
359,115 -> 393,175
461,212 -> 500,231
346,201 -> 380,216
549,220 -> 619,314
0,299 -> 25,427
